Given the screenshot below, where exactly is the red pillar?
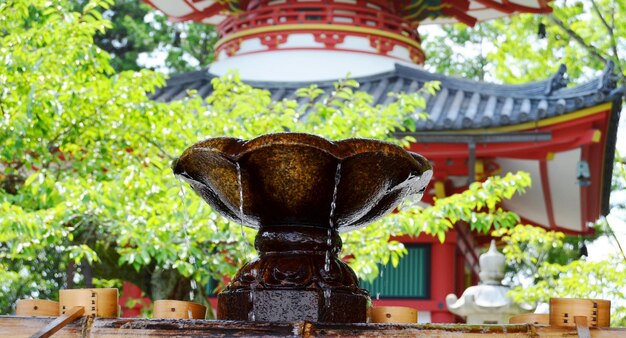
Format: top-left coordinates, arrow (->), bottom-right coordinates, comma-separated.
430,238 -> 457,323
119,282 -> 152,318
455,248 -> 466,298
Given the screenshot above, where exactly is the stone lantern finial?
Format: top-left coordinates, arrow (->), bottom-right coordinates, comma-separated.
478,240 -> 506,285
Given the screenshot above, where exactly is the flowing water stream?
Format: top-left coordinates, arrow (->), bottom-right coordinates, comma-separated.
324,163 -> 342,307
236,162 -> 257,321
236,163 -> 248,248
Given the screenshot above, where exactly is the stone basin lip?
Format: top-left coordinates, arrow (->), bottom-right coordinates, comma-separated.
174,132 -> 432,165
173,132 -> 433,231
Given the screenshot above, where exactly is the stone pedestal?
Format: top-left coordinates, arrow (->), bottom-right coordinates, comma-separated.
218,289 -> 368,322
174,134 -> 433,324
217,226 -> 369,323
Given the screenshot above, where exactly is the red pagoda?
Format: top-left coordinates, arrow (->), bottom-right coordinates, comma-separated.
138,0 -> 624,323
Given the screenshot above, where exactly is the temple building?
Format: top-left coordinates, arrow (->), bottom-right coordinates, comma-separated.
139,0 -> 624,322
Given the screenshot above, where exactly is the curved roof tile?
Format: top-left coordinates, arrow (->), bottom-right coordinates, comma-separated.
151,62 -> 624,132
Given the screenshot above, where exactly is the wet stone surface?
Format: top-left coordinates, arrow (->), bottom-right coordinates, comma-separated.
254,291 -> 318,322
218,290 -> 368,323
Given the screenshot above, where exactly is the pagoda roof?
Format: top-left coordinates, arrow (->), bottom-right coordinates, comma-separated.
152,62 -> 622,133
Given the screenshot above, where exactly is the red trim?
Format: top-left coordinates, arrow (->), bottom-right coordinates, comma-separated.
446,0 -> 471,11
503,0 -> 553,14
258,33 -> 288,50
410,129 -> 604,161
215,25 -> 425,63
216,3 -> 422,44
143,0 -> 229,23
146,0 -> 553,26
313,32 -> 347,48
474,0 -> 515,13
539,159 -> 557,228
441,7 -> 478,26
216,46 -> 420,64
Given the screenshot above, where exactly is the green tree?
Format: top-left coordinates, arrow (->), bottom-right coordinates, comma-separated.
423,0 -> 626,85
71,0 -> 218,72
0,0 -> 531,315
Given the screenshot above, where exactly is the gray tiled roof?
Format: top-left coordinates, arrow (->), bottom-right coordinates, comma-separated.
151,62 -> 624,132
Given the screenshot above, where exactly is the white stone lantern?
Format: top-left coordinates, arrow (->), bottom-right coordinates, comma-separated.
446,240 -> 534,324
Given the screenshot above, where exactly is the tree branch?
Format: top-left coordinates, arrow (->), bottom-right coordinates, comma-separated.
548,14 -> 609,64
590,0 -> 625,81
591,0 -> 612,32
140,134 -> 174,160
605,218 -> 626,262
46,114 -> 95,153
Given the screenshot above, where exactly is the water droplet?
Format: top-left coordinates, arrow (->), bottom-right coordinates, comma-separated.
328,163 -> 341,230
189,279 -> 197,300
324,250 -> 331,272
324,163 -> 342,273
324,289 -> 332,308
236,162 -> 251,250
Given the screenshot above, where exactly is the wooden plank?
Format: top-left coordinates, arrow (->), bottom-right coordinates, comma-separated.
1,316 -> 626,337
305,323 -> 533,337
31,306 -> 84,338
0,316 -> 85,338
535,325 -> 626,338
90,318 -> 302,337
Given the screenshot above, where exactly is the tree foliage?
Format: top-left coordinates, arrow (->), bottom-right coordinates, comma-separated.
71,0 -> 218,72
0,0 -> 532,315
423,0 -> 626,85
508,253 -> 626,326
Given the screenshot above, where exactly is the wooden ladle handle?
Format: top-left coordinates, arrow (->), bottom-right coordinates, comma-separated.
30,306 -> 85,338
574,316 -> 591,338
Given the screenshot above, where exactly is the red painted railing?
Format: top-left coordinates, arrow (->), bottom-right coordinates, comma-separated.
216,2 -> 421,45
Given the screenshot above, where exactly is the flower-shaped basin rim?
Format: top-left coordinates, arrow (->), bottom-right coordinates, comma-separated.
173,133 -> 432,232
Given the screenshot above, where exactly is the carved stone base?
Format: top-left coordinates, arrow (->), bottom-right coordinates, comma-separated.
216,226 -> 370,323
217,289 -> 369,323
